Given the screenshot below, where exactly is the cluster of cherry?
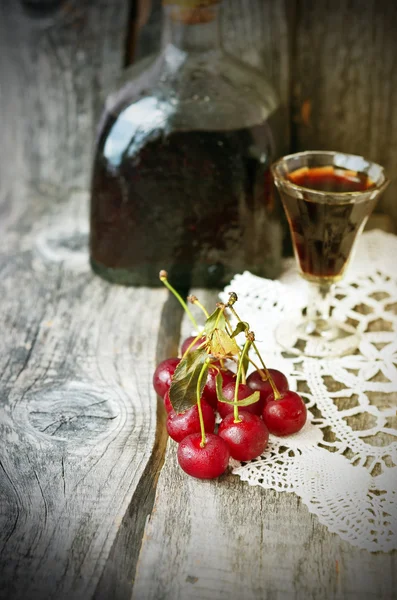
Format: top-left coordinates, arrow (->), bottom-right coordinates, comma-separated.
153,272 -> 307,479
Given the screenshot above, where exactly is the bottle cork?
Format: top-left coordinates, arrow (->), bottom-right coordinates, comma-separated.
163,0 -> 221,24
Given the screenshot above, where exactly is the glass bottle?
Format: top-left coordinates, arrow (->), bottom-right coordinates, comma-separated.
89,0 -> 287,288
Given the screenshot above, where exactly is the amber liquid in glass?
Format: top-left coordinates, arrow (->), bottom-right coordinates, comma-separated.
283,165 -> 376,281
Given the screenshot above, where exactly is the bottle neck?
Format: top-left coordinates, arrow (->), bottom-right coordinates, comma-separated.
161,4 -> 221,53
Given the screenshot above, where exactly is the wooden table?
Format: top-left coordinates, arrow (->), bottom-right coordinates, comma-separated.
1,0 -> 397,597
0,186 -> 396,600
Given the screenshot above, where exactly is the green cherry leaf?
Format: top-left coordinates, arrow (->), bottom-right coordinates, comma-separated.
209,329 -> 240,358
169,349 -> 208,413
174,349 -> 207,378
215,373 -> 230,404
215,373 -> 260,406
203,307 -> 226,336
230,321 -> 249,338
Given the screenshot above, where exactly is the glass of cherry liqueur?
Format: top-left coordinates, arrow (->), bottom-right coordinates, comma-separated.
271,151 -> 389,358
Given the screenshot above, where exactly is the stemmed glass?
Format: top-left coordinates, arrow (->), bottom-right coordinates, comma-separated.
271,151 -> 389,358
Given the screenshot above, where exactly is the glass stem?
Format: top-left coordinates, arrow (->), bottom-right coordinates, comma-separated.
305,281 -> 334,334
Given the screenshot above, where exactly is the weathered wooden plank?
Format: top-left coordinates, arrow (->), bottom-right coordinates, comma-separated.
292,0 -> 397,226
132,290 -> 397,600
133,0 -> 162,62
94,291 -> 183,600
221,0 -> 293,113
0,185 -> 182,600
0,0 -> 130,199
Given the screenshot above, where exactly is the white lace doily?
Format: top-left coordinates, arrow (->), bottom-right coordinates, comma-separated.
220,230 -> 397,552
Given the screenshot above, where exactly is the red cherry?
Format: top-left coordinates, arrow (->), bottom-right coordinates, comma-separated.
163,390 -> 173,413
180,335 -> 206,355
177,433 -> 230,479
218,411 -> 269,461
202,366 -> 235,410
262,390 -> 307,436
217,382 -> 262,418
166,400 -> 215,443
153,358 -> 180,397
247,369 -> 289,407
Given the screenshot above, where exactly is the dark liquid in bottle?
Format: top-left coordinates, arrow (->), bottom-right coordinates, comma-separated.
90,108 -> 284,288
282,166 -> 376,281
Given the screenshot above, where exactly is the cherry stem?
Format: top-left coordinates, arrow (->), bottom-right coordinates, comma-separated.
223,309 -> 245,381
247,356 -> 266,378
251,341 -> 281,399
228,303 -> 281,400
182,334 -> 206,359
223,310 -> 233,336
241,364 -> 247,385
159,271 -> 198,330
214,304 -> 225,329
234,338 -> 251,423
188,295 -> 210,319
197,358 -> 210,447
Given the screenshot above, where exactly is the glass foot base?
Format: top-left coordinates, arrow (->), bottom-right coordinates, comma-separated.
275,318 -> 360,358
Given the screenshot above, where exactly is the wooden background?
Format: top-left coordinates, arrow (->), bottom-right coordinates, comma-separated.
0,1 -> 396,599
1,0 -> 396,224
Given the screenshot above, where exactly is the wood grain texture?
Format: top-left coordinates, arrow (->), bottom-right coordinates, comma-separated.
292,0 -> 397,225
221,0 -> 293,113
0,0 -> 130,200
133,0 -> 162,62
1,2 -> 397,598
0,185 -> 182,600
132,290 -> 397,600
94,291 -> 184,600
